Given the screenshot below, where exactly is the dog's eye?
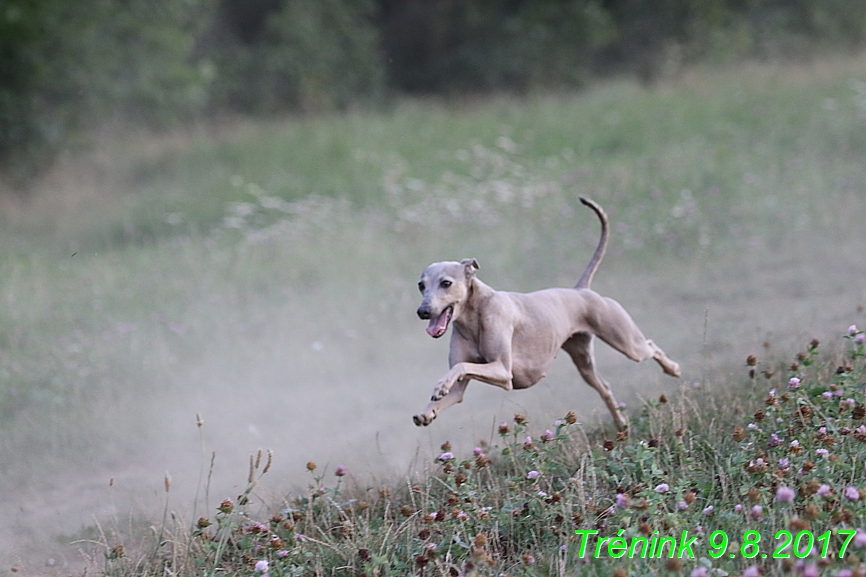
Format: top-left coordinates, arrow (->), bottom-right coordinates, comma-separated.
440,280 -> 452,289
418,281 -> 425,293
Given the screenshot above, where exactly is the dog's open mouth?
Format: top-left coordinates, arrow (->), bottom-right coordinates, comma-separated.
426,306 -> 453,338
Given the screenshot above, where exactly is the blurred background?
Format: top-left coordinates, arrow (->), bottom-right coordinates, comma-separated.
1,0 -> 866,573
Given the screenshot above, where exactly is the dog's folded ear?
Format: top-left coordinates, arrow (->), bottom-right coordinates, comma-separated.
461,258 -> 480,277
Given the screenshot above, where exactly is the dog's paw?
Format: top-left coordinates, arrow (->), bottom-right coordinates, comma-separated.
664,362 -> 681,378
413,411 -> 436,426
431,381 -> 451,401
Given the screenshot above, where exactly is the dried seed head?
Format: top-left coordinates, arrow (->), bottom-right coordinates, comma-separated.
797,352 -> 807,361
613,568 -> 628,577
514,413 -> 526,425
789,517 -> 810,531
164,472 -> 171,493
455,472 -> 468,486
603,439 -> 615,451
648,438 -> 659,448
565,411 -> 577,424
255,449 -> 262,470
810,339 -> 820,348
853,405 -> 866,420
358,548 -> 371,561
475,454 -> 489,468
474,533 -> 488,547
658,394 -> 667,403
733,426 -> 746,442
639,522 -> 652,535
355,500 -> 369,512
764,370 -> 775,379
263,450 -> 273,474
684,491 -> 697,504
447,493 -> 459,506
306,461 -> 317,471
665,558 -> 682,571
218,499 -> 234,514
498,422 -> 510,435
380,487 -> 391,498
747,487 -> 761,503
440,441 -> 451,452
418,528 -> 431,540
803,503 -> 819,520
802,460 -> 814,472
197,516 -> 211,528
747,355 -> 757,366
754,409 -> 765,421
400,505 -> 414,517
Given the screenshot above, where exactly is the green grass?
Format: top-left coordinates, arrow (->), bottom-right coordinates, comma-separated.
1,55 -> 866,571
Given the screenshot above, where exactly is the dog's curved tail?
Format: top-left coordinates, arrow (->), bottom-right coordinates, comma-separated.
574,197 -> 609,289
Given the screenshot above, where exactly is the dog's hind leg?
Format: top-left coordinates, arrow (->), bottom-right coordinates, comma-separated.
562,333 -> 628,430
588,296 -> 681,378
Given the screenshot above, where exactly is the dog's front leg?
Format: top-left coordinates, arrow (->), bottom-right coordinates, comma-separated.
414,379 -> 469,426
431,361 -> 513,400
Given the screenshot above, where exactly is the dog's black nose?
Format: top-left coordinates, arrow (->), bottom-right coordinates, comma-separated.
417,306 -> 431,320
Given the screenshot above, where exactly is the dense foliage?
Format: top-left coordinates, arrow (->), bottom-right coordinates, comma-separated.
2,0 -> 866,179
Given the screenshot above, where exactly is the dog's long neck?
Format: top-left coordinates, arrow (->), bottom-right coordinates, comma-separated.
452,277 -> 493,341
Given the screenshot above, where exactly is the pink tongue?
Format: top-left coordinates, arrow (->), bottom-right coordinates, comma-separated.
426,309 -> 451,337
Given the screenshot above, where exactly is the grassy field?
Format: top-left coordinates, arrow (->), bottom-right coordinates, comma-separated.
1,55 -> 866,573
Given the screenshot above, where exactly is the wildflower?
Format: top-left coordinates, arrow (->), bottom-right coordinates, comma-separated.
473,447 -> 484,456
255,560 -> 269,573
750,505 -> 764,520
735,504 -> 743,513
822,392 -> 833,400
691,567 -> 709,577
845,486 -> 861,501
775,487 -> 796,502
538,490 -> 548,498
768,433 -> 783,447
779,458 -> 790,469
837,569 -> 854,577
456,510 -> 469,521
703,505 -> 714,515
858,333 -> 865,344
654,483 -> 670,493
854,529 -> 866,547
789,377 -> 801,389
277,550 -> 289,558
527,470 -> 540,479
540,429 -> 554,443
842,398 -> 857,409
438,452 -> 454,461
604,505 -> 616,516
817,448 -> 829,458
294,533 -> 307,542
677,500 -> 688,510
803,564 -> 819,577
818,484 -> 833,497
335,465 -> 346,477
743,565 -> 761,577
616,493 -> 630,508
850,325 -> 859,336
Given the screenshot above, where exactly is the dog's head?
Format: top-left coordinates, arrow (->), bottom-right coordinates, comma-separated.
416,258 -> 479,338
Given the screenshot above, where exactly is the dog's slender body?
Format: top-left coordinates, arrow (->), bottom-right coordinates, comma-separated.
413,197 -> 680,430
